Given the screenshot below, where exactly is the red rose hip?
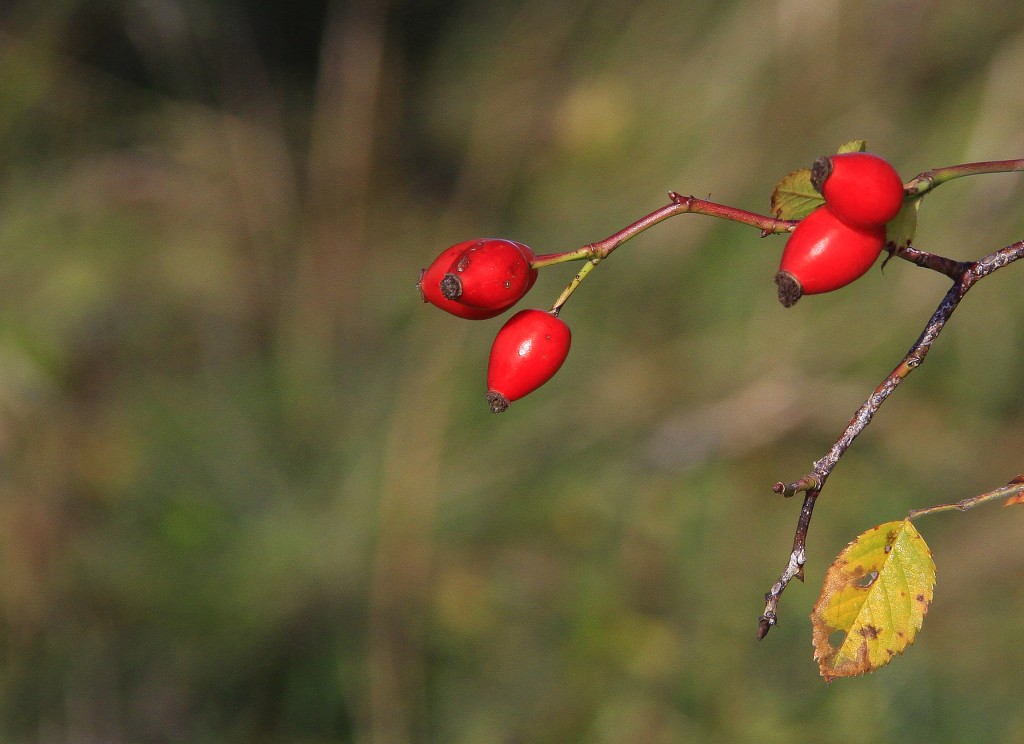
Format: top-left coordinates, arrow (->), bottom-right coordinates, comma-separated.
441,239 -> 538,310
775,205 -> 886,307
417,240 -> 508,319
812,152 -> 905,228
486,309 -> 571,413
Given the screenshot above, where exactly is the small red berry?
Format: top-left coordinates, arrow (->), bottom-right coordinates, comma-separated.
812,152 -> 904,228
417,241 -> 506,319
485,309 -> 571,413
775,205 -> 886,307
441,239 -> 538,310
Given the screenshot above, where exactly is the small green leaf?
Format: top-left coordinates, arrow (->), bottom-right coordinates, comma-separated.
769,141 -> 867,221
811,519 -> 935,682
770,168 -> 823,221
836,139 -> 868,154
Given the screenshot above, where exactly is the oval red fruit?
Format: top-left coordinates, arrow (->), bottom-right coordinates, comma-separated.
486,309 -> 571,413
775,205 -> 886,307
812,152 -> 905,228
417,240 -> 506,319
442,239 -> 538,310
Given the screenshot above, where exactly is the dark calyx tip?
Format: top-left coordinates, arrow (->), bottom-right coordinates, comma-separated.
775,271 -> 803,308
810,155 -> 833,194
486,391 -> 510,414
440,273 -> 463,300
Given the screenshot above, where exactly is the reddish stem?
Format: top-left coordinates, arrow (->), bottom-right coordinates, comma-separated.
531,193 -> 795,268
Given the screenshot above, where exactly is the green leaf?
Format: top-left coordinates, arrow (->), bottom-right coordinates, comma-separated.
770,168 -> 823,221
836,139 -> 868,154
769,140 -> 868,221
811,519 -> 936,682
885,199 -> 919,253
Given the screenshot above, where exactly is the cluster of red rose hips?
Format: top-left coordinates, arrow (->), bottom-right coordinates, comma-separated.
416,237 -> 567,413
418,152 -> 906,411
775,152 -> 904,307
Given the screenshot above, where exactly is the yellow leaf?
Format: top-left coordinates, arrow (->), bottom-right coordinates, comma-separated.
811,519 -> 935,682
770,168 -> 822,220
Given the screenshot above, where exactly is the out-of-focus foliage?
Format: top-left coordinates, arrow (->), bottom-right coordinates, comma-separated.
0,0 -> 1022,742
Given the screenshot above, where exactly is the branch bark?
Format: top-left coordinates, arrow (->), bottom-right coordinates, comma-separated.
758,238 -> 1024,638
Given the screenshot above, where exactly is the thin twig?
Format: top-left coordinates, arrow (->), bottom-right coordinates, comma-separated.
533,194 -> 796,310
888,244 -> 971,280
907,476 -> 1024,520
758,490 -> 817,640
758,238 -> 1024,638
531,193 -> 795,269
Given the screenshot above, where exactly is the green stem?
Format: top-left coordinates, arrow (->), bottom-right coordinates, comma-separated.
550,257 -> 600,314
904,158 -> 1024,198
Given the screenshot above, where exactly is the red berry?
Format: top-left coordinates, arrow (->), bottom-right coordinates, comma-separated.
812,152 -> 904,228
417,241 -> 506,319
441,239 -> 538,310
775,205 -> 886,307
485,309 -> 571,413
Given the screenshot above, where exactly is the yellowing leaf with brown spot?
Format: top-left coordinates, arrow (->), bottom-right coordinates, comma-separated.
811,519 -> 935,682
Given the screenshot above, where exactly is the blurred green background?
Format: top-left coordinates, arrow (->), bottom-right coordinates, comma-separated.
0,0 -> 1022,742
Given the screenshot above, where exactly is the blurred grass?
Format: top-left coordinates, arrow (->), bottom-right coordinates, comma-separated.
0,0 -> 1022,742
